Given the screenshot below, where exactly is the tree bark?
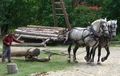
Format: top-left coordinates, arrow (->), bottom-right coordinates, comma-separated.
11,42 -> 46,47
0,48 -> 40,57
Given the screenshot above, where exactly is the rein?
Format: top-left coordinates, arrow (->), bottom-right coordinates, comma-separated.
89,25 -> 101,37
100,21 -> 109,35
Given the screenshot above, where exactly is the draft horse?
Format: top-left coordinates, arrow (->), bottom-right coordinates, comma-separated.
89,20 -> 118,64
64,18 -> 109,63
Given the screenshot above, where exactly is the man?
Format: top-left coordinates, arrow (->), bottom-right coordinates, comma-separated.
2,32 -> 22,63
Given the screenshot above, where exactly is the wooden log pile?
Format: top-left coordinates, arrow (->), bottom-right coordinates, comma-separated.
15,25 -> 67,43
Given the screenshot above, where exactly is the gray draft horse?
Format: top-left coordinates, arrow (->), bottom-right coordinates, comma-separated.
64,18 -> 109,63
88,20 -> 118,64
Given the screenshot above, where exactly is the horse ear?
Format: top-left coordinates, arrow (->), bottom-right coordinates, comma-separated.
115,20 -> 117,23
104,18 -> 107,21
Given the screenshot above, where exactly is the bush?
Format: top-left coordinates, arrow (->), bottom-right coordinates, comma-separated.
69,5 -> 101,28
112,34 -> 120,41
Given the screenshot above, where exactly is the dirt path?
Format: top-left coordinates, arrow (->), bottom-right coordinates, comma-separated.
11,46 -> 120,76
40,46 -> 120,76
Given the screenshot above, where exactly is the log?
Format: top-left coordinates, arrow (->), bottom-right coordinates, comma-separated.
15,29 -> 58,37
17,27 -> 62,34
17,28 -> 60,34
14,25 -> 66,44
11,43 -> 46,47
0,48 -> 40,57
27,25 -> 65,31
25,53 -> 52,62
15,34 -> 58,40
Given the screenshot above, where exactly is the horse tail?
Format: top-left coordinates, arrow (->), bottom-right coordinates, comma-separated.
63,30 -> 73,45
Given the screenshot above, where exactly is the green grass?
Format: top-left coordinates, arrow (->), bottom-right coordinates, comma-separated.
0,49 -> 74,76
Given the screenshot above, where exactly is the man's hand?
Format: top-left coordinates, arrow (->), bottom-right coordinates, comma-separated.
20,42 -> 24,44
7,43 -> 10,46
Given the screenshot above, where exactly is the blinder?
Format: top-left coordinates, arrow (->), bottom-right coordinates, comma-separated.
100,20 -> 109,36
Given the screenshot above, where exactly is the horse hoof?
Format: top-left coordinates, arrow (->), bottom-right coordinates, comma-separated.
101,58 -> 105,62
74,61 -> 78,63
84,56 -> 87,61
67,60 -> 70,63
84,56 -> 88,62
84,56 -> 90,62
90,62 -> 95,66
97,62 -> 101,65
87,61 -> 91,65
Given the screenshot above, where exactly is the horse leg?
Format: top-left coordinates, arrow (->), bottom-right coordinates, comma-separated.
73,44 -> 79,63
101,46 -> 110,62
84,46 -> 91,62
90,47 -> 96,65
97,45 -> 101,65
89,47 -> 93,60
67,43 -> 72,63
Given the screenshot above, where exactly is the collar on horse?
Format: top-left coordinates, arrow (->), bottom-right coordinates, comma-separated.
90,25 -> 101,37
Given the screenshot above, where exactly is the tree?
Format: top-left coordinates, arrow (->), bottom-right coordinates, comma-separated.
102,0 -> 120,33
0,0 -> 10,35
0,0 -> 45,34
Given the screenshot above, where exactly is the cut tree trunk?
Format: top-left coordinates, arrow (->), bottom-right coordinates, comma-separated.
11,42 -> 46,47
0,48 -> 40,57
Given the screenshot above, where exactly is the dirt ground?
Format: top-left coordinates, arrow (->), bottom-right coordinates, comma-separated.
20,46 -> 120,76
5,46 -> 120,76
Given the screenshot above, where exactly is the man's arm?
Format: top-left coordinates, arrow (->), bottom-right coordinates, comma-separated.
2,35 -> 10,46
12,36 -> 21,43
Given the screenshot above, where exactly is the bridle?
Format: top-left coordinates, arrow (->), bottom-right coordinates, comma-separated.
89,20 -> 108,37
109,21 -> 117,34
100,21 -> 109,35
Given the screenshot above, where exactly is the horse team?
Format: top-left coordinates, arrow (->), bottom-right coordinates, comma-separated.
64,18 -> 118,65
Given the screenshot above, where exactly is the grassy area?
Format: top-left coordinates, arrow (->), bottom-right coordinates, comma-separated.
0,49 -> 74,76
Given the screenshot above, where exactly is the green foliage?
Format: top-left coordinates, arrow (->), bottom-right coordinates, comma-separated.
0,0 -> 53,29
69,5 -> 101,27
86,0 -> 104,6
0,0 -> 119,34
0,0 -> 9,26
112,34 -> 120,41
71,0 -> 104,6
101,0 -> 120,33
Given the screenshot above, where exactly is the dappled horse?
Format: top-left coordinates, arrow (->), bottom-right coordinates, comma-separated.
89,20 -> 118,64
64,18 -> 109,63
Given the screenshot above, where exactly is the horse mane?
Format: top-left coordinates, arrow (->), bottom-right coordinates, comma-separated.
91,18 -> 106,26
89,18 -> 107,33
108,20 -> 117,25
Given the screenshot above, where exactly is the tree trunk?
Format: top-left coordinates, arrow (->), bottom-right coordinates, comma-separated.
0,48 -> 40,57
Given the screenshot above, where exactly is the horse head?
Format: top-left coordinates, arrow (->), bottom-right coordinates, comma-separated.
91,18 -> 109,37
107,20 -> 118,38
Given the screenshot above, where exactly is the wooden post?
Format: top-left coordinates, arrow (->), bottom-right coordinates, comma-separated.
51,0 -> 58,27
60,0 -> 71,30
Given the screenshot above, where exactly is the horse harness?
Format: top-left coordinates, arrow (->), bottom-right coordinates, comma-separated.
72,26 -> 99,46
109,21 -> 117,34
